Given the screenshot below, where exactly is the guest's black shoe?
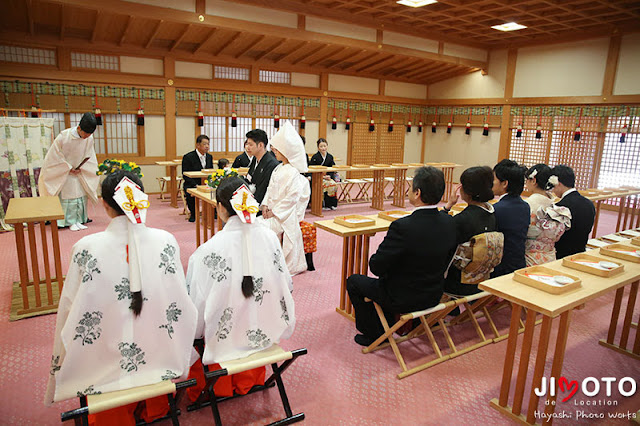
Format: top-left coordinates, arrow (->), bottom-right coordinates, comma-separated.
188,215 -> 195,223
305,253 -> 315,271
84,219 -> 93,224
447,307 -> 461,317
354,334 -> 376,347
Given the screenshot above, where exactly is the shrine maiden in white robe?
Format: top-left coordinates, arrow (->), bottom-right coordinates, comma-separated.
186,215 -> 296,365
45,216 -> 197,404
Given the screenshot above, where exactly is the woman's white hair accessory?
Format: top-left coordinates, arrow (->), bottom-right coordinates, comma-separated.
528,169 -> 538,179
548,175 -> 559,186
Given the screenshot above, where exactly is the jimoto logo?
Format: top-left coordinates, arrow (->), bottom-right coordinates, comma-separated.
534,377 -> 636,403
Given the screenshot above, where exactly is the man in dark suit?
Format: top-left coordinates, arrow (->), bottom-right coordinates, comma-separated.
491,159 -> 530,277
244,128 -> 279,205
231,140 -> 253,168
551,165 -> 596,259
346,167 -> 457,346
182,134 -> 213,222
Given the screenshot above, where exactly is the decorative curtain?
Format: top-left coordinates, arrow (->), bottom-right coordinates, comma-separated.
0,117 -> 54,230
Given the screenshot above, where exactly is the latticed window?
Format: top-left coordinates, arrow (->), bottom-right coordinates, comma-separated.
255,118 -> 299,142
0,45 -> 55,65
228,117 -> 252,152
40,112 -> 66,138
71,52 -> 119,71
598,115 -> 640,190
259,70 -> 291,84
199,116 -> 226,152
214,66 -> 249,81
71,112 -> 137,155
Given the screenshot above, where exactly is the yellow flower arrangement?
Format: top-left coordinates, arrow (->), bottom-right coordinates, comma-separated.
96,159 -> 144,178
207,168 -> 239,189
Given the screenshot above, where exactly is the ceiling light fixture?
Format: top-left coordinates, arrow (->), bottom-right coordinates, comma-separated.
396,0 -> 438,8
491,22 -> 527,31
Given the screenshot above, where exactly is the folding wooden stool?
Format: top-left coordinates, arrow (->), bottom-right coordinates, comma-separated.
362,294 -> 492,379
187,344 -> 307,426
61,378 -> 196,425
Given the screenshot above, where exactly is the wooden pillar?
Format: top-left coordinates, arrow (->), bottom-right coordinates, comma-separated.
497,48 -> 517,163
319,73 -> 329,139
164,57 -> 176,162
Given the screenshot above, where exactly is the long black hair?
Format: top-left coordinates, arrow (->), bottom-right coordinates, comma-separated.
525,164 -> 554,190
460,166 -> 494,202
216,176 -> 255,298
102,170 -> 146,316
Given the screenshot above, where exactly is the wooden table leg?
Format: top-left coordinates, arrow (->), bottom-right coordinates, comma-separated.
615,196 -> 627,232
39,222 -> 54,305
542,310 -> 571,424
497,304 -> 522,407
195,197 -> 201,248
512,309 -> 537,416
599,281 -> 640,359
27,223 -> 42,307
526,316 -> 553,423
202,200 -> 209,242
371,170 -> 385,210
339,237 -> 349,312
591,200 -> 602,238
310,172 -> 323,217
50,223 -> 63,292
619,281 -> 638,350
392,169 -> 406,208
14,223 -> 30,310
169,165 -> 178,208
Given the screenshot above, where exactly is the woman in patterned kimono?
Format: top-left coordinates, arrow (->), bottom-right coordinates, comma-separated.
186,176 -> 296,399
524,164 -> 571,266
259,121 -> 311,276
45,170 -> 197,425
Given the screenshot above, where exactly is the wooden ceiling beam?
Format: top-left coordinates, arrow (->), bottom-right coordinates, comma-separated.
386,59 -> 424,77
235,34 -> 264,59
195,0 -> 206,15
193,27 -> 216,54
292,44 -> 329,65
26,0 -> 34,36
119,16 -> 133,46
308,46 -> 347,67
273,40 -> 308,63
170,24 -> 191,51
213,31 -> 240,56
253,38 -> 283,61
355,55 -> 395,73
327,49 -> 363,69
368,56 -> 407,74
59,4 -> 65,41
340,51 -> 380,71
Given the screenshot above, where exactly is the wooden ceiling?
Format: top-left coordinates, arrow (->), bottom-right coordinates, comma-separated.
238,0 -> 640,48
1,0 -> 638,86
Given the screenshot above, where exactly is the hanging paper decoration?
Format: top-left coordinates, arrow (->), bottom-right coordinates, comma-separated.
535,111 -> 542,139
274,113 -> 280,128
30,84 -> 39,117
515,119 -> 522,138
300,99 -> 305,130
406,116 -> 412,133
574,107 -> 582,141
388,108 -> 393,132
482,108 -> 490,136
345,103 -> 351,130
465,111 -> 471,135
620,107 -> 630,143
432,109 -> 437,133
136,89 -> 144,126
93,88 -> 102,124
447,110 -> 453,134
197,93 -> 203,127
231,94 -> 237,127
418,119 -> 423,133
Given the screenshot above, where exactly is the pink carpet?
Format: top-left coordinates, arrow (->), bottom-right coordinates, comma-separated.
0,197 -> 638,425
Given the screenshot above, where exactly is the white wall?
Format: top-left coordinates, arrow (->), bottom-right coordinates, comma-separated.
384,32 -> 438,53
513,38 -> 609,98
306,17 -> 376,42
175,61 -> 212,79
425,127 -> 500,182
176,116 -> 195,159
385,81 -> 427,99
325,124 -> 349,165
144,116 -> 165,157
329,74 -> 378,94
614,33 -> 640,95
443,43 -> 488,62
291,72 -> 320,88
303,120 -> 320,157
123,0 -> 195,12
119,56 -> 163,75
139,165 -> 165,193
403,129 -> 422,164
206,0 -> 297,28
429,49 -> 507,99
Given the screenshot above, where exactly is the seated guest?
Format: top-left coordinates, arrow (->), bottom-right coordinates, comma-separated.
443,166 -> 497,295
231,141 -> 253,168
245,129 -> 279,205
524,164 -> 571,266
491,159 -> 530,277
45,171 -> 197,425
346,166 -> 456,346
259,122 -> 311,276
310,138 -> 338,210
551,165 -> 595,259
186,177 -> 295,399
183,135 -> 213,222
217,158 -> 230,170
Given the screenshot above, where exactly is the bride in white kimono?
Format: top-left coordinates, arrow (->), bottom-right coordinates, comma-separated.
259,121 -> 311,276
45,171 -> 197,422
39,112 -> 100,231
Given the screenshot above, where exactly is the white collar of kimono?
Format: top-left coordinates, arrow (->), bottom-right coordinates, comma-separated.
71,126 -> 80,139
413,205 -> 439,211
561,188 -> 577,199
270,121 -> 308,173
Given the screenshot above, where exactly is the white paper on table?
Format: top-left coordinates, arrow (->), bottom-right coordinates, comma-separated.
587,239 -> 610,248
602,234 -> 629,242
345,218 -> 372,224
389,213 -> 409,219
610,249 -> 640,257
619,230 -> 640,237
572,260 -> 617,271
525,274 -> 572,287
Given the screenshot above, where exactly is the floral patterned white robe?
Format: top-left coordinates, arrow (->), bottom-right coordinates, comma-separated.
45,216 -> 197,404
186,216 -> 296,365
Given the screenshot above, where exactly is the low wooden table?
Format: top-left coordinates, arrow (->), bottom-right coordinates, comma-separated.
479,250 -> 640,425
186,188 -> 221,248
5,196 -> 65,320
582,188 -> 640,237
155,160 -> 182,208
314,214 -> 393,320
